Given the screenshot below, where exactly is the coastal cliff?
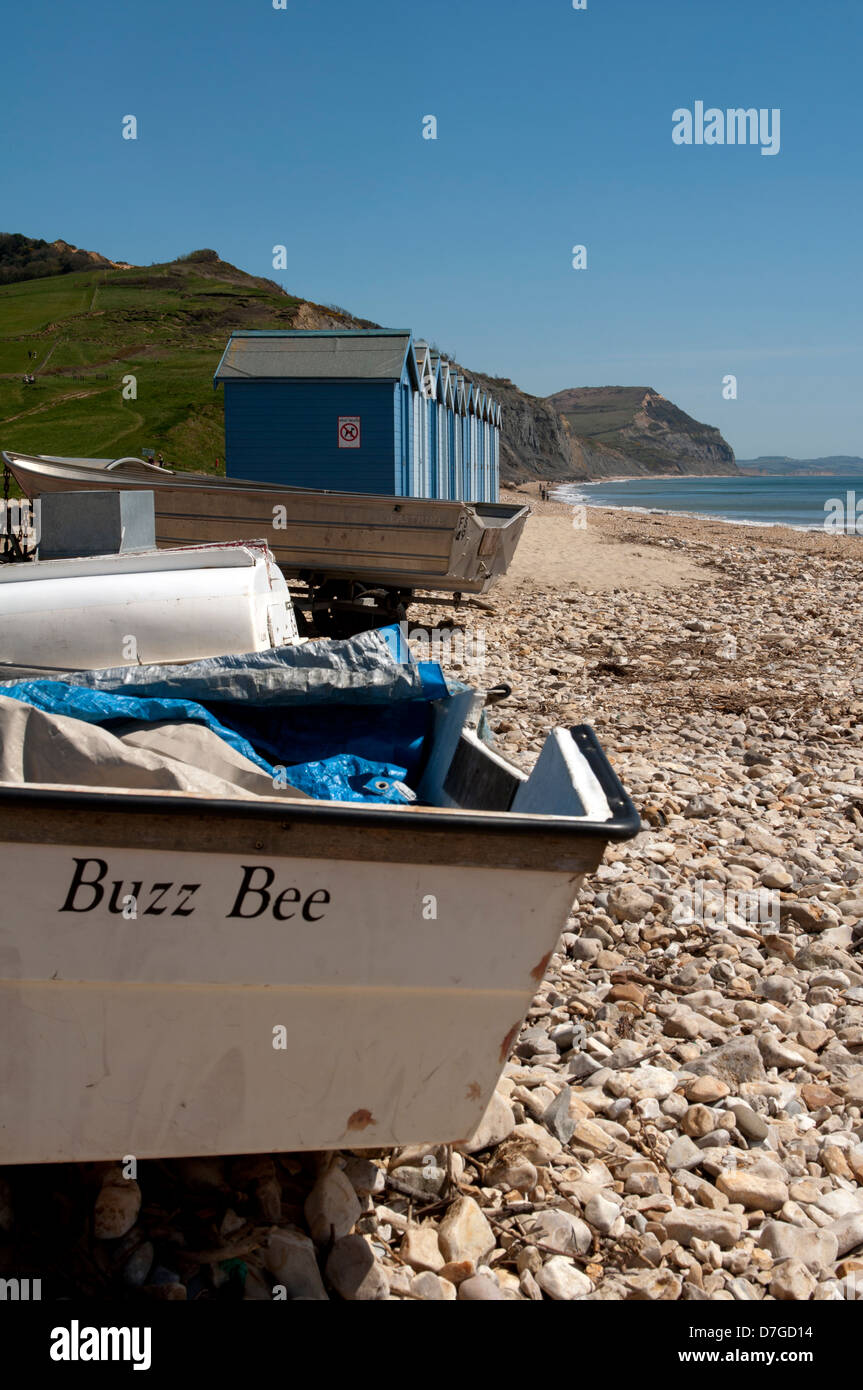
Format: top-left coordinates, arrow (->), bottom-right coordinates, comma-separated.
467,377 -> 737,484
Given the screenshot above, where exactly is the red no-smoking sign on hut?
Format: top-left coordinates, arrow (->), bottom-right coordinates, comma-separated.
338,416 -> 361,449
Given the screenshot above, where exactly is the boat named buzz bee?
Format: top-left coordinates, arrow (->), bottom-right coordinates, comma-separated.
0,625 -> 639,1165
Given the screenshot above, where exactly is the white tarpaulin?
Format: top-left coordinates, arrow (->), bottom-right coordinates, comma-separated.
0,695 -> 307,800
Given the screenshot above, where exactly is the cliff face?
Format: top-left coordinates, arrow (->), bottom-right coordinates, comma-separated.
467,374 -> 583,481
546,386 -> 738,481
466,378 -> 737,483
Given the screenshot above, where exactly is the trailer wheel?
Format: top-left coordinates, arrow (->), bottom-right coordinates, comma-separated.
310,581 -> 351,637
309,582 -> 410,638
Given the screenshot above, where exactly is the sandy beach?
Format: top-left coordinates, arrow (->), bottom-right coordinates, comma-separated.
500,481 -> 862,589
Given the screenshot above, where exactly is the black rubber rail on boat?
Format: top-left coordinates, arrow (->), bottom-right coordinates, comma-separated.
484,683 -> 512,705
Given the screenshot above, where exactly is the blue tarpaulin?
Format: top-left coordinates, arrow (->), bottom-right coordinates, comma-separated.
0,628 -> 450,804
0,681 -> 277,774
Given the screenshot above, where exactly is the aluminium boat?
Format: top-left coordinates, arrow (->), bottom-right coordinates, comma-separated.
1,451 -> 530,630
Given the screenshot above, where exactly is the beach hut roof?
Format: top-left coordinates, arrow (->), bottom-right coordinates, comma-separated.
214,329 -> 415,383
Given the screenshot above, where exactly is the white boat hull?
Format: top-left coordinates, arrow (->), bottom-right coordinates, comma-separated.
0,543 -> 299,669
0,728 -> 638,1163
0,841 -> 578,1162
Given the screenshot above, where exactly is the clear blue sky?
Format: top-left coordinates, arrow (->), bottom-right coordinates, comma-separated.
3,0 -> 861,457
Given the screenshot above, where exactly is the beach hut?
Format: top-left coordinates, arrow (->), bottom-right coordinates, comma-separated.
427,352 -> 441,498
447,373 -> 460,500
436,358 -> 453,500
213,328 -> 500,504
482,396 -> 493,502
461,382 -> 474,502
470,388 -> 484,502
215,330 -> 422,498
450,374 -> 464,500
411,340 -> 435,497
492,403 -> 502,501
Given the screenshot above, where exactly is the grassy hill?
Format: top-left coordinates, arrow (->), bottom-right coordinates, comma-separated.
0,249 -> 367,481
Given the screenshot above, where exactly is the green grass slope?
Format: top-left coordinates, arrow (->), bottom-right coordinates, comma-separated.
0,250 -> 364,482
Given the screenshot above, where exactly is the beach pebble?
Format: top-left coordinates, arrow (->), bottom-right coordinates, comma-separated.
410,1271 -> 457,1301
757,1222 -> 839,1269
607,885 -> 654,922
265,1227 -> 329,1301
584,1192 -> 622,1236
663,1209 -> 745,1249
536,1257 -> 593,1300
94,1170 -> 142,1241
460,1090 -> 516,1153
770,1260 -> 817,1301
438,1196 -> 495,1266
305,1166 -> 362,1243
731,1104 -> 769,1142
716,1170 -> 788,1212
458,1274 -> 507,1301
326,1235 -> 389,1301
400,1224 -> 445,1273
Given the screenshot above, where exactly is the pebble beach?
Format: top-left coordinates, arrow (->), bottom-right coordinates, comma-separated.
3,487 -> 863,1302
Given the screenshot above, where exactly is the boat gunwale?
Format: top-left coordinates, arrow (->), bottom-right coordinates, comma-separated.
0,726 -> 641,852
2,452 -> 530,522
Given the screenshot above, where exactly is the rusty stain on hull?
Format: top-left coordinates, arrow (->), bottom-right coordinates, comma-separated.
530,950 -> 553,983
498,1023 -> 520,1064
346,1108 -> 376,1132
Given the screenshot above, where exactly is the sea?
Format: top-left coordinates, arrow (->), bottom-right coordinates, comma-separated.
554,474 -> 863,534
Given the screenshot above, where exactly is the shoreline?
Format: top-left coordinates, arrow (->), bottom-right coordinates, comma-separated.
499,484 -> 863,580
562,472 -> 740,486
537,476 -> 862,538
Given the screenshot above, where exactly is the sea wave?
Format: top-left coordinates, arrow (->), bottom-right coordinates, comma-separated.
549,485 -> 859,535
